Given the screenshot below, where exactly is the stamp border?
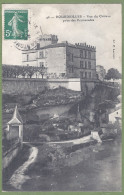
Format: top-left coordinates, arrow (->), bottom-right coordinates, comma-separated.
4,9 -> 28,40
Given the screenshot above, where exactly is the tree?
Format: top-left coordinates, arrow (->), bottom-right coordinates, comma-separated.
38,66 -> 47,79
2,65 -> 15,78
105,68 -> 121,81
2,65 -> 47,79
12,66 -> 22,78
3,65 -> 23,78
20,66 -> 27,78
26,66 -> 35,78
2,65 -> 8,78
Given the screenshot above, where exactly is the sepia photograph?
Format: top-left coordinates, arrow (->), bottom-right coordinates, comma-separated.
2,3 -> 122,192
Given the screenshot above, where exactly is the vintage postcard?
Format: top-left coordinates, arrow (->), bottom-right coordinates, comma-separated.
2,3 -> 122,192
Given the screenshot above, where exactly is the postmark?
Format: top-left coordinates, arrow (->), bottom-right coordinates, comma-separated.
4,10 -> 28,40
14,20 -> 42,50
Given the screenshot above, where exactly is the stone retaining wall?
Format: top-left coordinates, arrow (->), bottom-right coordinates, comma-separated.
2,78 -> 81,94
2,142 -> 21,169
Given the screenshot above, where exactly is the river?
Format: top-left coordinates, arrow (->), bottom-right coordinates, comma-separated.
4,137 -> 121,191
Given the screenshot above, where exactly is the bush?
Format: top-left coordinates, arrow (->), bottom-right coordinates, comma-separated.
106,123 -> 116,129
39,134 -> 50,142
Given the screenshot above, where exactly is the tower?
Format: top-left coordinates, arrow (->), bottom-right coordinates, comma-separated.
7,105 -> 23,146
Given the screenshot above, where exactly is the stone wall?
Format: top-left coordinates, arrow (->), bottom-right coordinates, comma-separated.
2,78 -> 81,95
2,142 -> 21,169
81,80 -> 96,95
3,78 -> 48,95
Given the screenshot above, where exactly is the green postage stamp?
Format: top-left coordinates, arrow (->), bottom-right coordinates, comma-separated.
4,10 -> 28,40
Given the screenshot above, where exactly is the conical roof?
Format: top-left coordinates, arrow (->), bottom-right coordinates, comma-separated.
8,105 -> 23,125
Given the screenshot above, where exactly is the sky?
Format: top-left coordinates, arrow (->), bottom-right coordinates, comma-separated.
2,4 -> 122,72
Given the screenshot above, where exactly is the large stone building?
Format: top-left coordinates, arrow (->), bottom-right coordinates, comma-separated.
22,34 -> 97,80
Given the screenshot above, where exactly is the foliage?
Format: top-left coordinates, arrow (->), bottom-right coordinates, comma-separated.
37,66 -> 47,79
106,123 -> 117,129
35,144 -> 66,170
26,66 -> 35,78
2,65 -> 47,78
39,134 -> 50,142
105,68 -> 121,80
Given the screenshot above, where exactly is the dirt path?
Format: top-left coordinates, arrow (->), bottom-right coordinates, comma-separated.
8,145 -> 38,190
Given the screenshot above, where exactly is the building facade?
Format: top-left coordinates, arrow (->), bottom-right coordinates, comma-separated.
22,34 -> 97,80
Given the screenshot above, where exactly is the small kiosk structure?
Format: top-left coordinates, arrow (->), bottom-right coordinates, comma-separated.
7,105 -> 23,146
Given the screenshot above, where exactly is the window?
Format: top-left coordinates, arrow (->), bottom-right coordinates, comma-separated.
88,61 -> 91,69
69,68 -> 71,73
88,51 -> 91,59
85,50 -> 87,58
68,53 -> 73,61
89,72 -> 91,78
72,66 -> 74,73
80,72 -> 84,79
85,61 -> 87,69
39,51 -> 44,58
27,54 -> 29,61
39,62 -> 44,67
80,50 -> 83,58
72,54 -> 74,62
85,72 -> 87,78
69,66 -> 74,73
80,61 -> 84,69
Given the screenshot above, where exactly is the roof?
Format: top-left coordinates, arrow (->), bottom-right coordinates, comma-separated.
8,105 -> 23,125
22,42 -> 96,52
40,42 -> 96,51
109,108 -> 121,116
